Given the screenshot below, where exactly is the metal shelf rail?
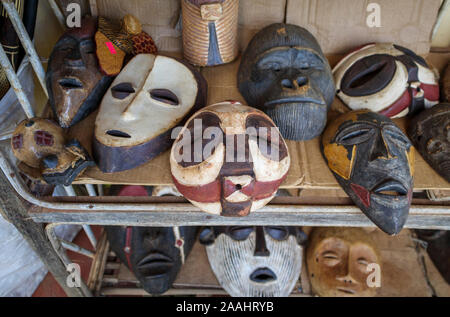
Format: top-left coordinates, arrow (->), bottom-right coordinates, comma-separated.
0,0 -> 449,296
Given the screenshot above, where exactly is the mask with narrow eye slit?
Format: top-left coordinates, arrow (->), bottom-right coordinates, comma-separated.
333,43 -> 439,118
170,101 -> 290,217
321,110 -> 415,235
46,17 -> 113,128
93,54 -> 207,173
199,226 -> 307,297
408,103 -> 450,182
238,23 -> 335,141
306,227 -> 381,297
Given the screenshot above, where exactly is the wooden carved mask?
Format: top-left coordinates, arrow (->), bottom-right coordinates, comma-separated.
334,43 -> 439,118
170,101 -> 290,217
46,17 -> 113,128
321,111 -> 415,235
11,118 -> 94,186
94,54 -> 207,173
408,103 -> 450,182
200,226 -> 307,297
238,23 -> 335,141
306,227 -> 381,297
105,185 -> 198,295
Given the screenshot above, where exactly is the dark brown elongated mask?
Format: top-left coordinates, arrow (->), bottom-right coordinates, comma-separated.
238,23 -> 335,141
408,103 -> 450,182
46,17 -> 113,128
321,110 -> 415,235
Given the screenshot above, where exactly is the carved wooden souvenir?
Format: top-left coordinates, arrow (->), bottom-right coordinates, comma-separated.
306,227 -> 381,297
238,23 -> 335,141
170,101 -> 290,217
95,14 -> 157,76
46,17 -> 113,128
443,62 -> 450,103
199,226 -> 307,297
321,110 -> 415,235
181,0 -> 239,67
93,54 -> 207,173
11,118 -> 94,186
334,43 -> 440,118
408,103 -> 450,182
105,185 -> 198,294
415,230 -> 450,284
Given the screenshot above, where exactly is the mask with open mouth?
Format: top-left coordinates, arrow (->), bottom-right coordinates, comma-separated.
238,23 -> 335,141
408,103 -> 450,182
46,17 -> 113,128
93,54 -> 207,173
105,185 -> 198,294
333,43 -> 439,118
321,110 -> 415,235
199,226 -> 307,297
306,227 -> 381,297
170,101 -> 290,217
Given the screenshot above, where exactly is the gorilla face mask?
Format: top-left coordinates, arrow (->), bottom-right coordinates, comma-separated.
306,227 -> 381,297
46,17 -> 112,128
94,54 -> 207,173
408,103 -> 450,182
200,226 -> 307,297
334,43 -> 439,118
238,23 -> 335,141
321,110 -> 415,235
170,101 -> 290,217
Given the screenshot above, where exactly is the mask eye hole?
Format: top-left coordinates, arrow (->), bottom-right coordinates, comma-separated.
321,251 -> 341,266
150,89 -> 179,106
427,139 -> 443,155
265,227 -> 289,241
228,226 -> 254,241
383,126 -> 410,148
111,83 -> 135,99
106,130 -> 131,138
336,127 -> 374,146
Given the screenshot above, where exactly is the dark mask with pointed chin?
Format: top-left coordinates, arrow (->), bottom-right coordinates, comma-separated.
408,103 -> 450,182
170,101 -> 290,217
199,226 -> 307,297
306,227 -> 381,297
321,110 -> 415,235
46,17 -> 113,128
334,43 -> 439,118
238,23 -> 335,141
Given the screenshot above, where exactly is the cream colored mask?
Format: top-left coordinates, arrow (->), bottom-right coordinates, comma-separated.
93,54 -> 207,173
334,43 -> 439,118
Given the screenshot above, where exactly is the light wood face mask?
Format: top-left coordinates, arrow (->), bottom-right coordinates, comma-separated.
93,54 -> 207,173
306,227 -> 381,297
334,43 -> 439,118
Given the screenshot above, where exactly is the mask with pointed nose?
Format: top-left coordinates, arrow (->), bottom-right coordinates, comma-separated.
199,226 -> 307,297
46,17 -> 113,128
170,101 -> 290,217
93,54 -> 207,173
321,110 -> 415,235
306,227 -> 381,297
238,23 -> 335,141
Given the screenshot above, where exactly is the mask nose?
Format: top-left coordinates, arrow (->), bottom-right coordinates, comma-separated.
369,132 -> 391,162
281,76 -> 308,90
254,227 -> 270,257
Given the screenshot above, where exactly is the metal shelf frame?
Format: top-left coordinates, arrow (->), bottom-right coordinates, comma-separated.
0,0 -> 449,297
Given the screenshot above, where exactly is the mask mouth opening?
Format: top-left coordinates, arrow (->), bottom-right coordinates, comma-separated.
150,89 -> 179,106
59,77 -> 83,90
137,253 -> 174,277
106,130 -> 131,138
250,267 -> 277,284
337,287 -> 356,295
372,179 -> 407,197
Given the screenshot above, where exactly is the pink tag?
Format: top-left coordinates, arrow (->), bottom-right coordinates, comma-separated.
105,42 -> 117,55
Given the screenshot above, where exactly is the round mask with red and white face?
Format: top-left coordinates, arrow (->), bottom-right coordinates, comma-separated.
333,43 -> 439,118
170,101 -> 290,217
